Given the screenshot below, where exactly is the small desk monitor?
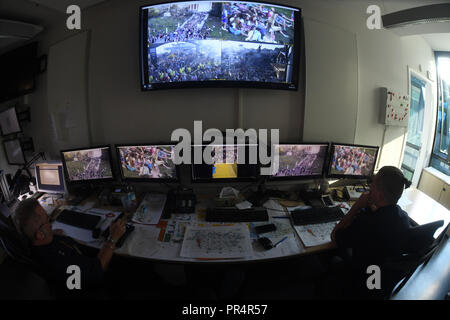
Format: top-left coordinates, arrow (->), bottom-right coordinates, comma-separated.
35,161 -> 66,194
328,143 -> 379,179
192,144 -> 259,182
116,144 -> 178,181
270,143 -> 329,180
0,107 -> 22,136
3,138 -> 26,165
61,146 -> 114,184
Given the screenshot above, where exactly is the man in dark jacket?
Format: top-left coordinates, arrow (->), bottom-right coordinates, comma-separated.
15,198 -> 126,297
330,166 -> 413,299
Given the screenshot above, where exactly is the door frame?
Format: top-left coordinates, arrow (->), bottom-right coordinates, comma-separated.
399,66 -> 437,187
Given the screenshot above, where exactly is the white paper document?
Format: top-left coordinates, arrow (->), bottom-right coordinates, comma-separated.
121,225 -> 161,258
132,193 -> 167,225
293,221 -> 338,247
180,225 -> 253,259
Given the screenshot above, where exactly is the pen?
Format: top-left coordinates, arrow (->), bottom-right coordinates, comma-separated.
273,236 -> 288,247
272,216 -> 290,219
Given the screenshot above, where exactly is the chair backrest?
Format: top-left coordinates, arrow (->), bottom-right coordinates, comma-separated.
384,220 -> 446,298
0,216 -> 35,266
404,220 -> 444,255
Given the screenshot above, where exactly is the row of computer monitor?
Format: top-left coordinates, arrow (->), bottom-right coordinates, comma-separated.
52,142 -> 378,186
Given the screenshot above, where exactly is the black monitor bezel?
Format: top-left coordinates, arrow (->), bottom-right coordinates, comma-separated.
139,0 -> 302,91
35,161 -> 66,194
60,145 -> 116,185
327,142 -> 379,179
267,142 -> 329,181
0,106 -> 23,137
191,143 -> 260,183
2,138 -> 26,165
115,143 -> 180,182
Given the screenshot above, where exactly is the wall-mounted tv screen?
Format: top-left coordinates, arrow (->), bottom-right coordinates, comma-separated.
140,1 -> 301,91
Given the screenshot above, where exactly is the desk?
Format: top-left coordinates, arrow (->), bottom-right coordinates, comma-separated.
51,187 -> 449,264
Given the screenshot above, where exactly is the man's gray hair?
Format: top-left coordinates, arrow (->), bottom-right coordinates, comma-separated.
15,198 -> 41,240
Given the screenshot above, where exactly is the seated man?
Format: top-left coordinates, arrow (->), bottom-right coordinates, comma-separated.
15,198 -> 126,297
329,166 -> 412,299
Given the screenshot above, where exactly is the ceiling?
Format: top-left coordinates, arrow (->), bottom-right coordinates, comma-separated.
27,0 -> 108,13
0,0 -> 449,52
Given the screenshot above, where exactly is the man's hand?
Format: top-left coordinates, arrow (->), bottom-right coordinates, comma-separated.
53,229 -> 65,236
109,219 -> 126,241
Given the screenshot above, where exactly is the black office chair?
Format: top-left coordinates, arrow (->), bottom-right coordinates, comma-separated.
0,215 -> 55,299
383,220 -> 445,298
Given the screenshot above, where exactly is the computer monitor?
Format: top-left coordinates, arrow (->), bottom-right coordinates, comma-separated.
35,161 -> 66,194
2,138 -> 25,165
60,146 -> 114,184
116,144 -> 178,181
270,143 -> 329,180
0,107 -> 21,136
192,144 -> 259,182
328,143 -> 379,179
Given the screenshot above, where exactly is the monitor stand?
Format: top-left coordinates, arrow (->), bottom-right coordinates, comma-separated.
246,177 -> 289,206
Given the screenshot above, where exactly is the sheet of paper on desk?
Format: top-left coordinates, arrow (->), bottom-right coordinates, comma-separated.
250,219 -> 294,242
293,222 -> 338,247
263,199 -> 286,216
52,221 -> 101,244
121,225 -> 161,258
180,225 -> 253,259
132,193 -> 167,225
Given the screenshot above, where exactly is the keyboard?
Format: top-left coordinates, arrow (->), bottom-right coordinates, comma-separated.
56,209 -> 102,230
206,207 -> 269,222
291,206 -> 344,226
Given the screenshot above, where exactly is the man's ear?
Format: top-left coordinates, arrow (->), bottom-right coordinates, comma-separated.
35,230 -> 45,241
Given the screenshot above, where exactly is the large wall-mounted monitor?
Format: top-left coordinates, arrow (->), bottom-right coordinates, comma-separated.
116,144 -> 178,181
140,1 -> 301,91
192,144 -> 259,182
35,161 -> 66,194
60,146 -> 114,184
269,143 -> 329,180
0,107 -> 22,136
2,138 -> 26,165
327,143 -> 379,179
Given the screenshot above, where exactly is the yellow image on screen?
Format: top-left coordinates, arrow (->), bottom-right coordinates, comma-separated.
213,163 -> 237,179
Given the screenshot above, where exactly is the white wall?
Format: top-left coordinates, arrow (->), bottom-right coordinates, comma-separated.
0,0 -> 439,178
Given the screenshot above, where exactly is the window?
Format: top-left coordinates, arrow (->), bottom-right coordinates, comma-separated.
431,52 -> 450,176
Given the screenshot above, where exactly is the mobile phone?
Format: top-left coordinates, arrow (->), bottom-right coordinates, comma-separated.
254,223 -> 277,234
322,195 -> 334,206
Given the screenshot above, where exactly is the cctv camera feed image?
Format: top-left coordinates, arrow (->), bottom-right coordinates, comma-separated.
212,145 -> 238,178
330,145 -> 378,177
62,147 -> 113,181
273,144 -> 328,177
141,1 -> 298,88
118,145 -> 177,179
192,144 -> 258,180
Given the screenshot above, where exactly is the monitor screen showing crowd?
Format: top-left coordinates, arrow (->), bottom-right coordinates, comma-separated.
61,147 -> 114,182
329,144 -> 378,177
117,145 -> 177,180
272,144 -> 328,178
140,1 -> 300,90
192,144 -> 258,181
